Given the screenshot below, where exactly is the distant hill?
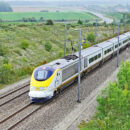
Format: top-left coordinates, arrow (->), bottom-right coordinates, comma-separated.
0,1 -> 12,12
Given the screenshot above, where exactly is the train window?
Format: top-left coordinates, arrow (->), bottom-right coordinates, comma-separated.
123,39 -> 128,44
34,68 -> 55,81
84,58 -> 87,68
89,53 -> 101,64
37,70 -> 48,80
104,47 -> 113,55
115,44 -> 118,48
98,53 -> 101,58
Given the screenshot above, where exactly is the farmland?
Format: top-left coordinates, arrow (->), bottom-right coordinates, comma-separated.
0,12 -> 99,21
0,22 -> 130,89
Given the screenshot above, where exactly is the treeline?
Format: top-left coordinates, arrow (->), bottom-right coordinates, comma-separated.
0,17 -> 90,23
120,13 -> 130,24
0,1 -> 12,12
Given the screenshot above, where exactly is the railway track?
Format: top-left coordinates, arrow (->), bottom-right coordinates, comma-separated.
0,84 -> 29,99
0,93 -> 60,130
0,84 -> 29,107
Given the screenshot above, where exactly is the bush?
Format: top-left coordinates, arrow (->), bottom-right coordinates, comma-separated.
103,33 -> 108,38
44,41 -> 52,52
87,33 -> 96,43
117,61 -> 130,90
0,44 -> 9,56
19,40 -> 29,50
82,42 -> 93,49
45,19 -> 54,25
43,26 -> 49,31
77,19 -> 83,24
14,48 -> 22,56
3,57 -> 9,64
0,63 -> 12,83
78,61 -> 130,130
67,35 -> 72,41
58,50 -> 64,57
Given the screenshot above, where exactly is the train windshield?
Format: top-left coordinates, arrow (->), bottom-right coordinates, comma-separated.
37,70 -> 48,80
34,67 -> 55,81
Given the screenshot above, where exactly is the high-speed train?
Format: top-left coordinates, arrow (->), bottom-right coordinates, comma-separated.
29,32 -> 130,102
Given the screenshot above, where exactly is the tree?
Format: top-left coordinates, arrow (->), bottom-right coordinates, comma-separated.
0,18 -> 2,22
44,41 -> 52,52
87,33 -> 96,43
77,19 -> 83,24
45,19 -> 54,25
39,17 -> 44,22
0,1 -> 12,12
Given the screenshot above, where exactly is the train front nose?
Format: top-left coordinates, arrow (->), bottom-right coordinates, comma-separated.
29,66 -> 55,100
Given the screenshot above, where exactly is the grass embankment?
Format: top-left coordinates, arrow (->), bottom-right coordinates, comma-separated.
0,23 -> 129,89
78,61 -> 130,130
0,12 -> 98,21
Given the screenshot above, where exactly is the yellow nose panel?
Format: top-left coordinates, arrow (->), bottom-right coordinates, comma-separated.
30,69 -> 58,88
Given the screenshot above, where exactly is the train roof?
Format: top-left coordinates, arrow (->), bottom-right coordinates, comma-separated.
77,46 -> 101,57
108,34 -> 128,43
97,41 -> 113,48
41,55 -> 79,69
124,32 -> 130,37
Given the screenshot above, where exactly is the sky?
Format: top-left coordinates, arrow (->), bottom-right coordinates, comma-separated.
2,0 -> 130,4
2,0 -> 130,2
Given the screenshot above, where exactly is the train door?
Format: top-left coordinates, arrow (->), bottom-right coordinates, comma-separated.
55,70 -> 62,88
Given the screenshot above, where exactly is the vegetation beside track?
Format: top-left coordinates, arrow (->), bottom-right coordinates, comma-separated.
0,22 -> 129,89
78,61 -> 130,130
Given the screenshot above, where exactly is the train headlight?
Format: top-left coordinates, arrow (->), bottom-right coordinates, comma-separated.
40,87 -> 46,91
31,86 -> 36,90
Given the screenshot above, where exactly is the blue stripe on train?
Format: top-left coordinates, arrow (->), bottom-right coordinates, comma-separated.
31,97 -> 52,103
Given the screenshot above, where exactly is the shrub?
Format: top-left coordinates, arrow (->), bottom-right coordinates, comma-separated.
0,44 -> 9,56
78,61 -> 130,130
14,48 -> 22,56
3,57 -> 9,64
58,50 -> 64,57
117,61 -> 130,90
82,42 -> 93,49
77,19 -> 83,24
43,26 -> 49,31
0,63 -> 12,83
45,19 -> 54,25
19,40 -> 29,50
44,41 -> 52,52
67,35 -> 72,41
87,33 -> 96,43
103,33 -> 108,38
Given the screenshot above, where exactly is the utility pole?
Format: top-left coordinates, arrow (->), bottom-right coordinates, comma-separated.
117,22 -> 120,67
113,19 -> 115,37
77,29 -> 82,103
124,14 -> 126,32
64,23 -> 67,56
95,19 -> 98,44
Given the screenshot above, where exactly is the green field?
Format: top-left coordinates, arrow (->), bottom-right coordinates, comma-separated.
0,12 -> 99,21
